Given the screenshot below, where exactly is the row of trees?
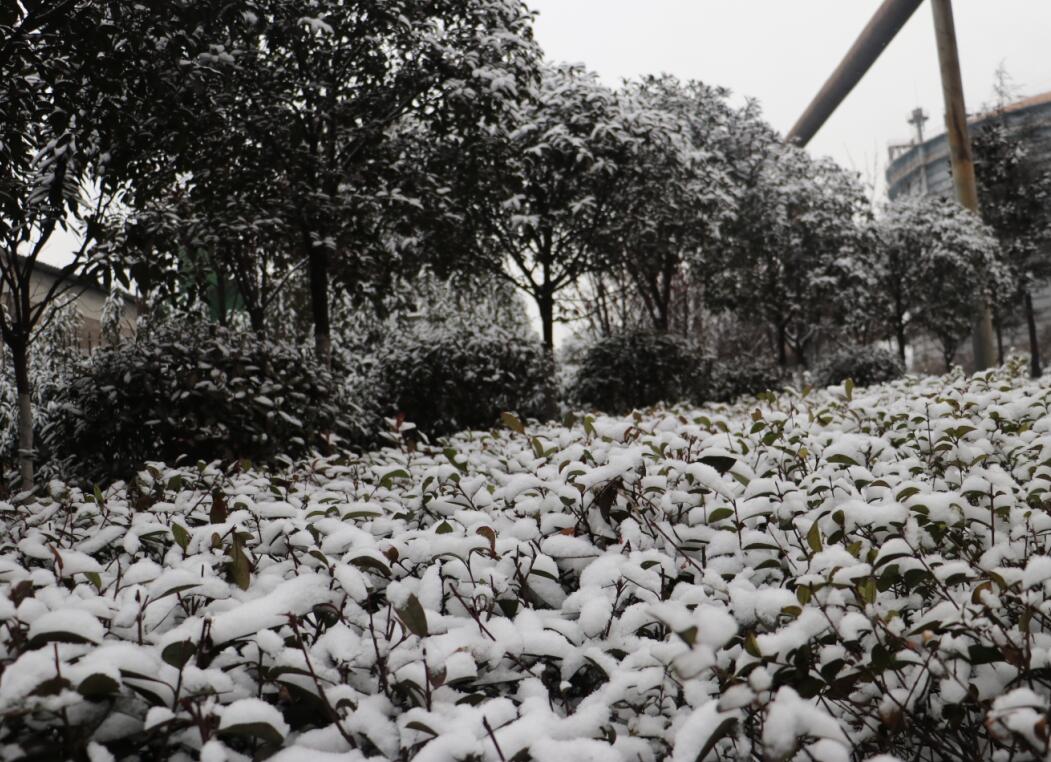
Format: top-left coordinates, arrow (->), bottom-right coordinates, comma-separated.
4,2 -> 1050,485
3,0 -> 541,484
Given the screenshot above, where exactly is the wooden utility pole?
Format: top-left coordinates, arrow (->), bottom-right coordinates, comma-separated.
930,0 -> 996,370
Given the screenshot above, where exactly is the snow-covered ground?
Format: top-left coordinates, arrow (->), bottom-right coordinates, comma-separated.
3,364 -> 1051,760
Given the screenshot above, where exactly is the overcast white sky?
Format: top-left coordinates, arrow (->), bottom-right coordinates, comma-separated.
528,0 -> 1051,194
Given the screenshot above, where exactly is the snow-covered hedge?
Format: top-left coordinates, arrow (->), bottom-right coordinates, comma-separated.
376,322 -> 553,437
570,330 -> 696,413
3,365 -> 1051,760
701,358 -> 786,404
42,322 -> 361,482
815,344 -> 905,389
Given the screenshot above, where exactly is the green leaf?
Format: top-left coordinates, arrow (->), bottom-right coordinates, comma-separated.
708,508 -> 734,523
227,535 -> 251,591
209,491 -> 228,524
32,676 -> 72,697
380,468 -> 410,490
443,448 -> 468,473
78,673 -> 120,699
219,722 -> 285,746
858,578 -> 877,605
844,378 -> 854,401
500,412 -> 525,434
529,566 -> 559,582
870,642 -> 892,672
896,486 -> 921,501
698,455 -> 736,474
162,640 -> 197,669
806,522 -> 822,553
405,720 -> 438,736
396,594 -> 429,638
29,630 -> 97,649
531,437 -> 546,458
171,523 -> 191,552
826,454 -> 859,467
968,644 -> 1003,665
350,555 -> 391,578
342,509 -> 382,520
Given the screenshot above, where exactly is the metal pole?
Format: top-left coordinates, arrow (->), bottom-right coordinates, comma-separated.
930,0 -> 996,370
787,0 -> 925,146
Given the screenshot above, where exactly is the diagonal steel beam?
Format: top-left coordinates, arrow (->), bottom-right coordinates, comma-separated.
786,0 -> 925,146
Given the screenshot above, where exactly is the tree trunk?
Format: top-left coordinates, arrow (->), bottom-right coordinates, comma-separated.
994,312 -> 1004,365
247,305 -> 266,337
1025,289 -> 1042,378
653,303 -> 669,333
534,290 -> 558,420
11,340 -> 32,488
308,245 -> 331,366
776,323 -> 788,367
896,321 -> 907,367
793,340 -> 808,370
681,280 -> 690,339
537,291 -> 555,352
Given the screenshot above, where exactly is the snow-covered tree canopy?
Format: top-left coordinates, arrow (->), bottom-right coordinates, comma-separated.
444,64 -> 740,349
109,0 -> 541,360
595,76 -> 740,333
875,196 -> 1008,370
709,143 -> 871,366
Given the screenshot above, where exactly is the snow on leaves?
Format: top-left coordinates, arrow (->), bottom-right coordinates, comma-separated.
1,365 -> 1051,759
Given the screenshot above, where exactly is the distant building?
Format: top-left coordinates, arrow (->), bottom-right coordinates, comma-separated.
885,91 -> 1051,372
2,259 -> 140,351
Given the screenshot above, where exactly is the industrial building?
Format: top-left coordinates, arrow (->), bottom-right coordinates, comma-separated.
885,91 -> 1051,371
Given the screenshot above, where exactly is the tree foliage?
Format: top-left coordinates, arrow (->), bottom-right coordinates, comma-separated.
875,196 -> 1006,370
0,1 -> 249,484
450,63 -> 689,349
973,96 -> 1051,376
709,145 -> 871,367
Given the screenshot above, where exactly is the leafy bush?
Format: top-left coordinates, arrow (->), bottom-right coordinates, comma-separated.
570,330 -> 696,413
699,357 -> 785,403
3,366 -> 1051,760
43,321 -> 360,481
816,343 -> 905,388
376,323 -> 553,436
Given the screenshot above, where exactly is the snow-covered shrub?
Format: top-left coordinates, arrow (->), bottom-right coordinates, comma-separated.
815,344 -> 905,388
700,357 -> 785,403
4,366 -> 1051,759
376,322 -> 553,437
42,320 -> 361,482
570,330 -> 696,413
